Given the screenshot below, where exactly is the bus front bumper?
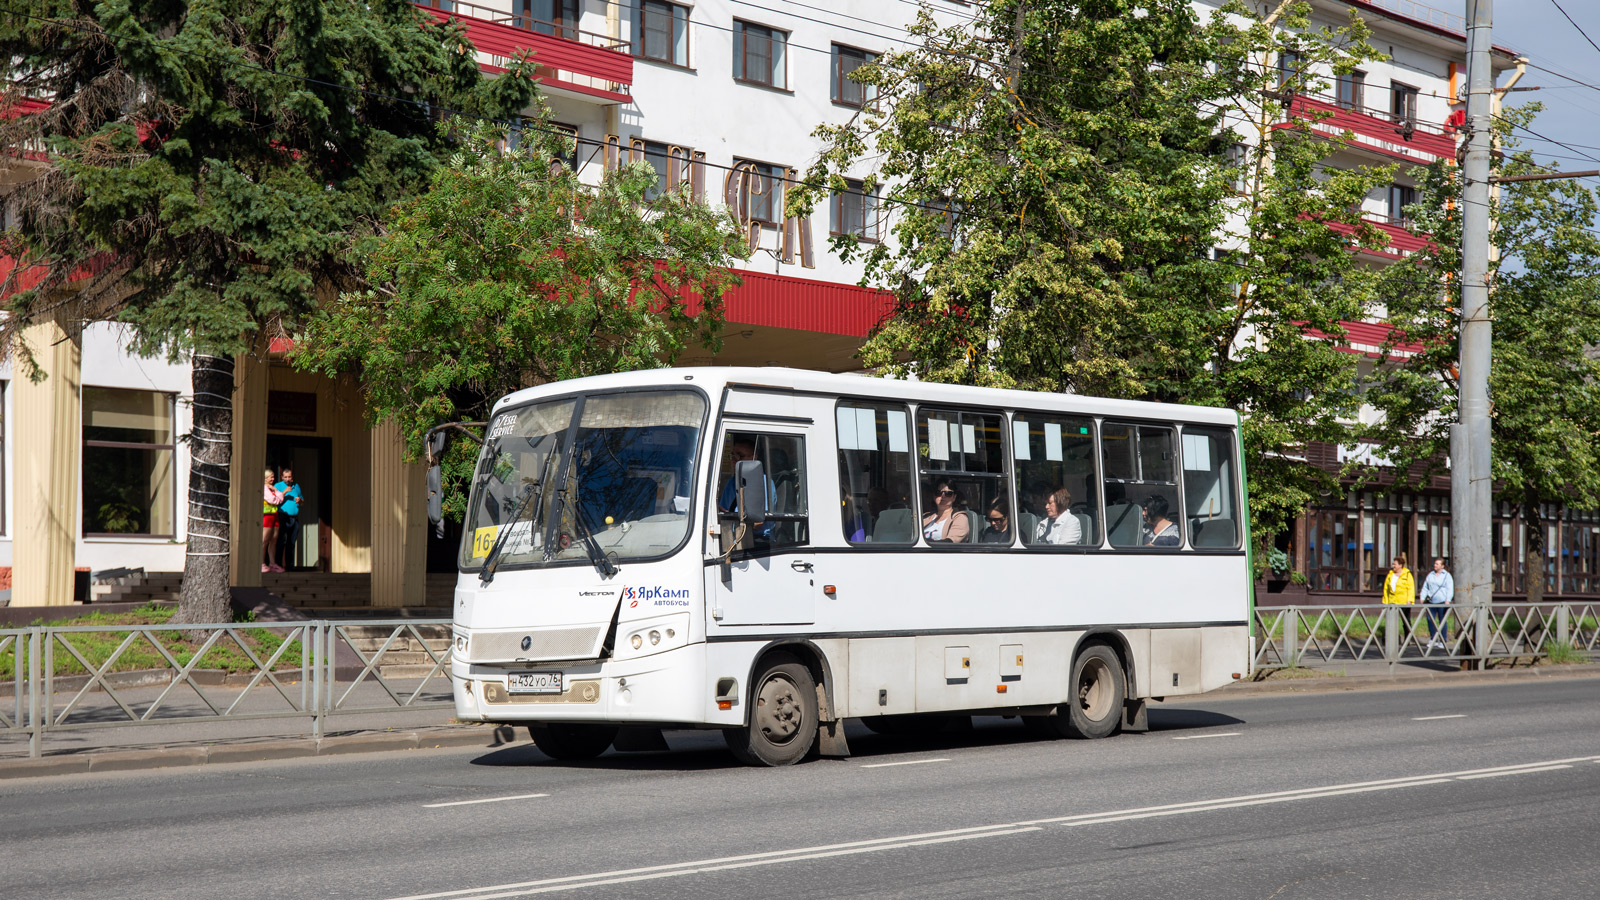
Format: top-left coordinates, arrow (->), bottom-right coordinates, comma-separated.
452,642 -> 727,727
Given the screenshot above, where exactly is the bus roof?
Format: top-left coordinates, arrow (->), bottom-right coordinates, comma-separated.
494,367 -> 1240,427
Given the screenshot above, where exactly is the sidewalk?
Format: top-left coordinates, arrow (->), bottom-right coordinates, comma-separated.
2,660 -> 1597,780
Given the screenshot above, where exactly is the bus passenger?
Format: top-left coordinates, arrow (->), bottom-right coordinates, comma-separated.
1034,488 -> 1082,545
980,499 -> 1013,544
1143,495 -> 1180,546
922,480 -> 971,543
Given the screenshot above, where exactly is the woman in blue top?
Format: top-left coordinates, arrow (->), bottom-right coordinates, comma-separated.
275,468 -> 303,569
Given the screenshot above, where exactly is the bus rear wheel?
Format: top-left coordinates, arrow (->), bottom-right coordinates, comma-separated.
529,723 -> 617,760
1063,643 -> 1125,739
724,655 -> 817,766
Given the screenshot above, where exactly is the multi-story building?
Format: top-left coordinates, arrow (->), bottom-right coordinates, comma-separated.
1,0 -> 1573,608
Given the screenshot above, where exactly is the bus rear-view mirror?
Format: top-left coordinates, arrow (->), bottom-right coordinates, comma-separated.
734,459 -> 768,523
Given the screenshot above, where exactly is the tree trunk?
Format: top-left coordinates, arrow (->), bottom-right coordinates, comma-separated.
176,353 -> 236,625
1522,493 -> 1545,605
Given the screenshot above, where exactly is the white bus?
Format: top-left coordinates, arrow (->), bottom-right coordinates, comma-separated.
435,368 -> 1254,766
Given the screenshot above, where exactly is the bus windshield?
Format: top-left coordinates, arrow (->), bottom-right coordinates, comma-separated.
459,390 -> 706,571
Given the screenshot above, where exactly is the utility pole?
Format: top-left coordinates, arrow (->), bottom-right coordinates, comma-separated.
1454,0 -> 1494,667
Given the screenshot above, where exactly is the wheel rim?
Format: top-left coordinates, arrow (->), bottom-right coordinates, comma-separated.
755,674 -> 804,744
1076,657 -> 1113,721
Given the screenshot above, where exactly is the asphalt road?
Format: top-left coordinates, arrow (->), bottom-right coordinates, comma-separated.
4,677 -> 1598,900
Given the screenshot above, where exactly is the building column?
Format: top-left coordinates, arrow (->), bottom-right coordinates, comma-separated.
330,378 -> 371,573
370,420 -> 426,607
228,346 -> 269,586
12,315 -> 82,607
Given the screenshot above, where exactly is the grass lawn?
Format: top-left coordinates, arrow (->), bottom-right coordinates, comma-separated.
1,604 -> 306,679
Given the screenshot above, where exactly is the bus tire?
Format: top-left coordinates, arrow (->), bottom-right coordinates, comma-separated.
1063,643 -> 1126,739
529,723 -> 617,760
724,655 -> 817,766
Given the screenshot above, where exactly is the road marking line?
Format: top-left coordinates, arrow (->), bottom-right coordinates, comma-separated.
1171,732 -> 1242,740
860,758 -> 951,768
1413,714 -> 1468,721
388,754 -> 1600,900
1458,764 -> 1572,780
424,793 -> 549,809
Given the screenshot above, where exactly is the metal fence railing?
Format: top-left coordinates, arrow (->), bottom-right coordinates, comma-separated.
0,619 -> 453,758
1254,603 -> 1600,672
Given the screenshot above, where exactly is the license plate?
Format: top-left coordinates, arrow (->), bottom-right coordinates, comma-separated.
507,671 -> 563,694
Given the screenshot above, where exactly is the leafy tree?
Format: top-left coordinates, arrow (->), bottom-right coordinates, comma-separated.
1366,109 -> 1600,601
0,0 -> 536,622
291,122 -> 751,520
793,0 -> 1395,560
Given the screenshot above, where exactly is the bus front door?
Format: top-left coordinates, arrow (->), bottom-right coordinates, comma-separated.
706,426 -> 818,626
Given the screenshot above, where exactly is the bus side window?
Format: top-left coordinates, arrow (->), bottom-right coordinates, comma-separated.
716,432 -> 809,551
836,402 -> 915,544
1183,427 -> 1240,549
917,407 -> 1006,547
1102,423 -> 1182,549
1015,414 -> 1098,547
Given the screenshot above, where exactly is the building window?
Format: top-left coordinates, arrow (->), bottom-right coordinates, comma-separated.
636,139 -> 693,200
1391,82 -> 1418,122
734,21 -> 788,89
522,0 -> 580,40
831,179 -> 879,241
1226,143 -> 1249,194
636,0 -> 689,66
82,387 -> 176,538
832,44 -> 877,108
733,159 -> 785,225
1388,183 -> 1418,227
1336,70 -> 1365,110
549,122 -> 580,172
1276,49 -> 1303,90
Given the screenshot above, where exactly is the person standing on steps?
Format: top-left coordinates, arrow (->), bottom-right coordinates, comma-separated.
274,467 -> 303,571
1420,557 -> 1454,651
262,468 -> 284,573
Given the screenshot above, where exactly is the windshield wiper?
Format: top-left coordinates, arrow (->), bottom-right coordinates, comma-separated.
479,480 -> 542,586
556,491 -> 619,578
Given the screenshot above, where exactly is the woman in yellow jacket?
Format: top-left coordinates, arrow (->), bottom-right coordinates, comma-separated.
1382,554 -> 1416,605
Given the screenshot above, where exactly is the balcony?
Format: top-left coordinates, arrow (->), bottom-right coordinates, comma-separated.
415,1 -> 633,104
1327,216 -> 1432,261
1288,92 -> 1457,167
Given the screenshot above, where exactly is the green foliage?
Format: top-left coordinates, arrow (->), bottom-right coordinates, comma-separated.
292,121 -> 752,503
1366,105 -> 1600,593
793,0 -> 1394,558
0,0 -> 538,363
1543,639 -> 1589,665
0,604 -> 305,679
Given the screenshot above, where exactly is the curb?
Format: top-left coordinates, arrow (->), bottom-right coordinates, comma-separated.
1210,662 -> 1600,696
0,724 -> 516,781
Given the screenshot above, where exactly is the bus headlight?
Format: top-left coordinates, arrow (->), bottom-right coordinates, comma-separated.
619,614 -> 690,659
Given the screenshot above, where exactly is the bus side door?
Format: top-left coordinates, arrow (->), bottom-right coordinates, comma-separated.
706,423 -> 818,626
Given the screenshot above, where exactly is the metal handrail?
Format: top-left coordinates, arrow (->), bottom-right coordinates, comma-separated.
2,618 -> 455,758
1255,602 -> 1599,671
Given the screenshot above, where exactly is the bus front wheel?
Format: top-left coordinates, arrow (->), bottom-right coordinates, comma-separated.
724,654 -> 817,766
1063,644 -> 1126,739
529,723 -> 617,760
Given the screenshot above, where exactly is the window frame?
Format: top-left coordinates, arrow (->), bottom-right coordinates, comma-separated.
1178,424 -> 1242,552
635,0 -> 691,68
731,158 -> 786,226
81,386 -> 178,540
712,429 -> 810,556
914,405 -> 1010,550
830,178 -> 880,242
733,20 -> 789,90
1390,81 -> 1419,122
1388,183 -> 1418,228
1336,69 -> 1366,111
1100,420 -> 1185,550
521,0 -> 581,41
1010,409 -> 1103,551
831,43 -> 878,109
835,400 -> 917,546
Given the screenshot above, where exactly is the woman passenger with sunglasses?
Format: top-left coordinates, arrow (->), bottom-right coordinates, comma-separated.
921,480 -> 971,543
979,499 -> 1013,544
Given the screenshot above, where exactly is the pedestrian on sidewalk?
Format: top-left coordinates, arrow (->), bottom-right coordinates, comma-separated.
1420,557 -> 1454,651
1381,554 -> 1415,644
275,467 -> 303,570
262,469 -> 284,573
